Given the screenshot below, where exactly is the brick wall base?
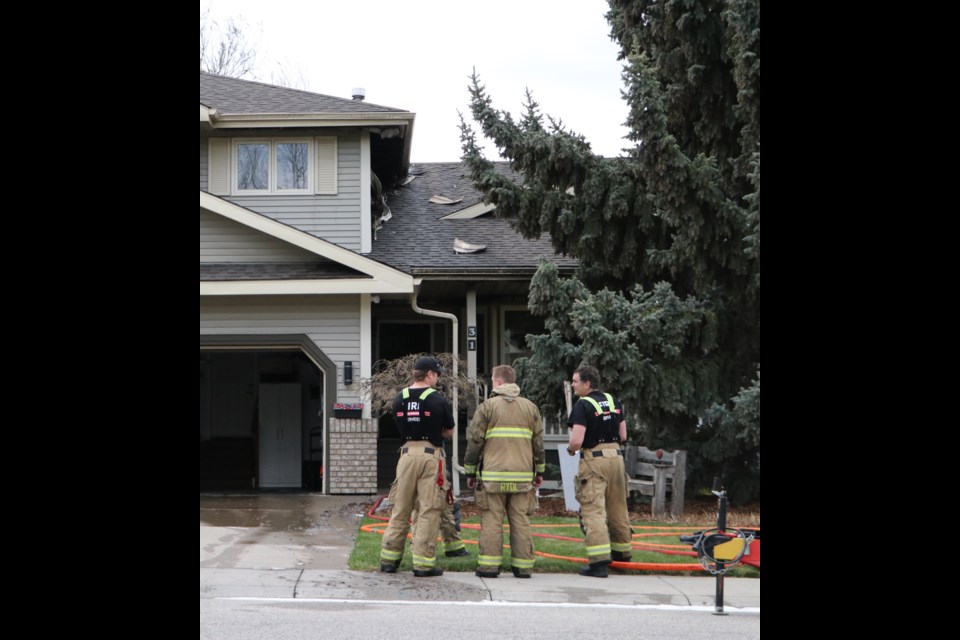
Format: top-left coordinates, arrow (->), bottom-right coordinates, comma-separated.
327,417 -> 378,494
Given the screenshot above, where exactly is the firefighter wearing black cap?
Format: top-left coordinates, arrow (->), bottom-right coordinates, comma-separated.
380,356 -> 455,577
566,365 -> 632,578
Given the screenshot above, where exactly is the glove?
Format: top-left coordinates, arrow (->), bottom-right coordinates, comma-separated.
533,474 -> 544,488
466,476 -> 477,489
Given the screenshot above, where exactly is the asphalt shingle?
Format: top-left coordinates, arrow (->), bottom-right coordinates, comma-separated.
200,263 -> 368,281
369,162 -> 579,274
200,72 -> 409,115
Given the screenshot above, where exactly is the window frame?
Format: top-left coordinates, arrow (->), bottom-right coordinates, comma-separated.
231,138 -> 315,196
499,305 -> 545,365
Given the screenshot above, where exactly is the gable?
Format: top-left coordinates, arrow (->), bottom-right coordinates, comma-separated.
200,191 -> 414,295
201,210 -> 323,263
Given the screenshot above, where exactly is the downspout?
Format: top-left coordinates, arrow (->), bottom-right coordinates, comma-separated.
410,282 -> 461,497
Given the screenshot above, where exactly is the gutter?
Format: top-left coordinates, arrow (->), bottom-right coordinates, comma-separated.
410,281 -> 461,498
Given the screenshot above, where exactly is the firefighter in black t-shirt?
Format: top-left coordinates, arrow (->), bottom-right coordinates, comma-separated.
380,356 -> 455,577
565,365 -> 632,578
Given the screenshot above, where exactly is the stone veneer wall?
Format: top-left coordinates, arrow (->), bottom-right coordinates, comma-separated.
327,417 -> 378,494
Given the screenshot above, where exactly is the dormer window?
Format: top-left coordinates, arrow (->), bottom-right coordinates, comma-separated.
236,139 -> 312,194
208,137 -> 338,196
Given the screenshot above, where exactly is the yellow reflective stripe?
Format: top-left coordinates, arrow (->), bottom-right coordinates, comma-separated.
402,388 -> 436,400
586,544 -> 611,556
412,554 -> 436,567
511,558 -> 535,568
380,549 -> 402,561
485,427 -> 532,439
445,541 -> 465,552
583,397 -> 603,413
478,555 -> 502,566
584,394 -> 614,414
536,464 -> 546,473
479,471 -> 534,481
464,464 -> 477,474
611,542 -> 634,552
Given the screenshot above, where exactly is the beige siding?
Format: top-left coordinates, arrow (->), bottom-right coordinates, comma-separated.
200,210 -> 321,263
199,296 -> 362,404
199,132 -> 363,251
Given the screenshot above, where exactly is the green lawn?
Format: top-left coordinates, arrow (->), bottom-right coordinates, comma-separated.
349,513 -> 759,577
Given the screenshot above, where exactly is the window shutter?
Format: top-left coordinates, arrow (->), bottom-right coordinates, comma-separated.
315,136 -> 338,194
208,138 -> 230,195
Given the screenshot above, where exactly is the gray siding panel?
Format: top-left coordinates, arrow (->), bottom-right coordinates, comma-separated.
199,296 -> 363,404
200,210 -> 321,263
198,132 -> 362,251
200,138 -> 209,191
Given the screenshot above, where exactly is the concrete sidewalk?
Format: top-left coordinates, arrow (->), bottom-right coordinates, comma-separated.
200,568 -> 759,610
200,492 -> 759,611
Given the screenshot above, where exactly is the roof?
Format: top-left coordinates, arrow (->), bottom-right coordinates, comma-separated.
200,263 -> 368,281
200,72 -> 408,115
369,162 -> 579,275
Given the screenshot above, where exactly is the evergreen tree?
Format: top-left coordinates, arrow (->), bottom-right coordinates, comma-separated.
459,0 -> 760,501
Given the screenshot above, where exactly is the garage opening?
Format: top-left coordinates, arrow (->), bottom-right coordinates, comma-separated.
199,348 -> 325,491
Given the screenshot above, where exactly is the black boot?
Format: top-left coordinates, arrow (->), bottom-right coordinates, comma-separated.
611,550 -> 632,562
475,569 -> 499,578
578,562 -> 610,578
380,563 -> 397,573
413,568 -> 444,577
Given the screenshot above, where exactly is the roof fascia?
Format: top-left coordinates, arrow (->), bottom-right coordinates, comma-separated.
210,112 -> 415,129
199,191 -> 413,291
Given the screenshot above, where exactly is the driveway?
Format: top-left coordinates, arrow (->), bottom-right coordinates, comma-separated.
200,492 -> 375,570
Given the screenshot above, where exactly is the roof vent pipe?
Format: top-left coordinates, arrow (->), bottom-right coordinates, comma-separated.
352,87 -> 366,101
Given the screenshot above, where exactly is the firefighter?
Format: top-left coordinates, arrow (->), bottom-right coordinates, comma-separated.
380,356 -> 455,577
566,365 -> 632,578
410,465 -> 469,557
465,365 -> 545,578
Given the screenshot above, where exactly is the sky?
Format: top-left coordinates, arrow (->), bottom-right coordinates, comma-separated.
201,0 -> 631,163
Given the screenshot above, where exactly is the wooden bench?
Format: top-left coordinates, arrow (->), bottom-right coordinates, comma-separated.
624,445 -> 686,517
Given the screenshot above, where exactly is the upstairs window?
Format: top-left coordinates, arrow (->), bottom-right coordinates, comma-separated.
207,137 -> 337,196
237,142 -> 270,191
235,139 -> 312,194
276,142 -> 308,190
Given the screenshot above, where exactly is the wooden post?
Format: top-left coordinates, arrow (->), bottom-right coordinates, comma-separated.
671,450 -> 686,517
624,445 -> 638,477
653,465 -> 667,517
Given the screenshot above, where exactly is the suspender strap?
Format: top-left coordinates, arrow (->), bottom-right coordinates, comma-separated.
402,387 -> 436,400
583,393 -> 615,415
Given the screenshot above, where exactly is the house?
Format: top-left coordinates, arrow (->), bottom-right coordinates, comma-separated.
200,72 -> 577,494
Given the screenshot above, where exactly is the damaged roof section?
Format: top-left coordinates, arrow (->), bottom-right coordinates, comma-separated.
370,162 -> 579,275
453,238 -> 486,254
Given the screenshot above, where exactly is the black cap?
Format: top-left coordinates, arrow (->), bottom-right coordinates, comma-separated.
414,356 -> 445,374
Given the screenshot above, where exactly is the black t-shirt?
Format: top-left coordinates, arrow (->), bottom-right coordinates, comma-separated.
391,386 -> 455,447
567,391 -> 625,449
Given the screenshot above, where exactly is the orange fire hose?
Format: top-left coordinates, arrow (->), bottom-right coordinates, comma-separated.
361,495 -> 719,572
